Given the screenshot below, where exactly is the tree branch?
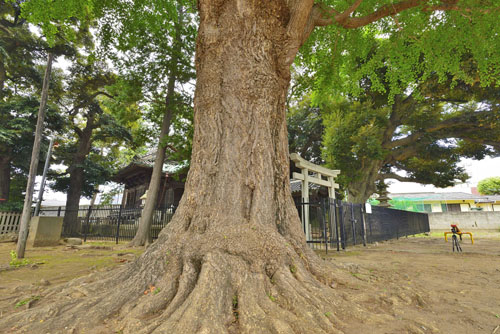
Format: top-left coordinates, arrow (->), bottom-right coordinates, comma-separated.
389,145 -> 419,161
73,126 -> 83,138
378,172 -> 415,182
68,91 -> 114,115
335,0 -> 364,23
386,109 -> 497,149
312,0 -> 495,29
313,0 -> 426,28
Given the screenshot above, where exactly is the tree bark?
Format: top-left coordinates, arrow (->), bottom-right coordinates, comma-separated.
348,160 -> 382,204
15,53 -> 53,259
63,126 -> 93,235
129,104 -> 173,246
0,60 -> 6,95
0,155 -> 11,201
1,2 -> 355,333
129,89 -> 174,246
62,163 -> 85,235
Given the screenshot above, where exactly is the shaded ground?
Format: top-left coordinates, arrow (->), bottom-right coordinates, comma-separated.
0,240 -> 143,318
0,233 -> 499,333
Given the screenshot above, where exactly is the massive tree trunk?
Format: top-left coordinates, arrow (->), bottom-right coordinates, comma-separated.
1,2 -> 359,333
0,155 -> 11,201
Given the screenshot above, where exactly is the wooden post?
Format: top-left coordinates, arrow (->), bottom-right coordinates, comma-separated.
16,53 -> 54,259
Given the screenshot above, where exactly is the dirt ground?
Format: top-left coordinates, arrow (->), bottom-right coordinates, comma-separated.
0,233 -> 499,334
0,240 -> 143,318
322,231 -> 500,334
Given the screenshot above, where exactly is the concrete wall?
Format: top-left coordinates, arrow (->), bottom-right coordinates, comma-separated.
428,211 -> 500,230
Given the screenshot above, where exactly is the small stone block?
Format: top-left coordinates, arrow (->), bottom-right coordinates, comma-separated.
66,238 -> 83,245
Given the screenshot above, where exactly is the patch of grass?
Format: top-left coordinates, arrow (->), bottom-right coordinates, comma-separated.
410,232 -> 441,238
324,311 -> 332,317
15,296 -> 40,308
86,241 -> 120,247
317,250 -> 362,258
268,294 -> 277,302
9,251 -> 30,268
289,264 -> 297,274
153,287 -> 161,295
232,295 -> 239,321
232,295 -> 238,309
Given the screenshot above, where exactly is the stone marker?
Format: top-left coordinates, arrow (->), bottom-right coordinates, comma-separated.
27,216 -> 63,247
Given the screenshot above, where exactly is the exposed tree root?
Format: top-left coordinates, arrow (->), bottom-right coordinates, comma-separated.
0,216 -> 370,334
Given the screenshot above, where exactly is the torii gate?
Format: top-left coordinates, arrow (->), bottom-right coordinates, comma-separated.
290,153 -> 340,241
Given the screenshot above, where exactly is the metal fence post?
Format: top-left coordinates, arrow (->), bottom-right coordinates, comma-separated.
333,199 -> 340,251
320,199 -> 328,254
338,201 -> 346,250
350,203 -> 357,246
115,205 -> 123,244
83,205 -> 93,242
57,206 -> 61,217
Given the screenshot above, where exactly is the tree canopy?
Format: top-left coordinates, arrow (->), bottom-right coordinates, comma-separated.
477,176 -> 500,195
299,0 -> 500,104
320,75 -> 500,202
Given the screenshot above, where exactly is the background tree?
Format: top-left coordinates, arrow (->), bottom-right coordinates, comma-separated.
6,0 -> 97,257
2,1 -> 500,333
98,1 -> 196,246
0,1 -> 66,208
0,96 -> 64,208
287,98 -> 324,164
321,76 -> 500,203
477,177 -> 500,195
49,60 -> 140,233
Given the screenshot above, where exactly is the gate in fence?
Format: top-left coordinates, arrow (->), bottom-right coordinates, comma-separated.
296,199 -> 430,252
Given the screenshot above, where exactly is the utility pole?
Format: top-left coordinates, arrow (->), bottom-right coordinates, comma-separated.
16,53 -> 54,259
34,137 -> 55,216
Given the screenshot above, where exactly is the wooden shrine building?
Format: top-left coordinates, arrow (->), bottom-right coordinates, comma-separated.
112,152 -> 185,208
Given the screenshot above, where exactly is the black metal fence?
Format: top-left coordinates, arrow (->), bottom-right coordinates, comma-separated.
38,205 -> 176,243
296,199 -> 430,252
39,199 -> 429,248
